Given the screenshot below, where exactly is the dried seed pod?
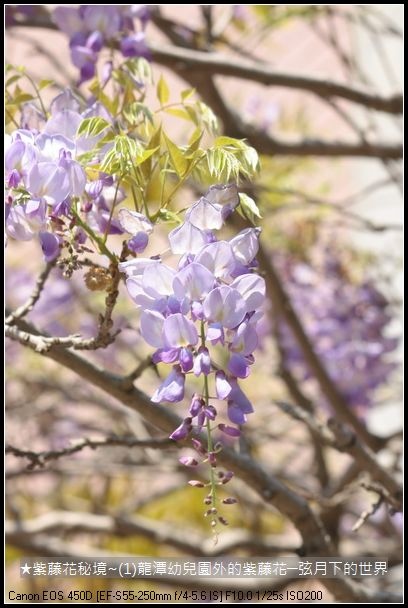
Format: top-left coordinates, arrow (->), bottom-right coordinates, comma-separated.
84,267 -> 112,291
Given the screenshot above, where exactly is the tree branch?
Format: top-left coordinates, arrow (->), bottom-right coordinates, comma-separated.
6,260 -> 56,324
5,314 -> 399,602
7,12 -> 402,159
274,401 -> 402,510
7,9 -> 403,116
5,510 -> 297,557
6,436 -> 173,470
148,43 -> 402,114
4,531 -> 308,595
5,254 -> 123,352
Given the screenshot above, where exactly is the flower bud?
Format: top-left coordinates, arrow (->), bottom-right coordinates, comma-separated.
218,423 -> 241,437
188,480 -> 205,488
179,456 -> 198,467
222,497 -> 238,505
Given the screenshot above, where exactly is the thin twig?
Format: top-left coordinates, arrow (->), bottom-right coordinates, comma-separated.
6,260 -> 56,324
274,400 -> 402,510
6,437 -> 173,470
352,491 -> 383,532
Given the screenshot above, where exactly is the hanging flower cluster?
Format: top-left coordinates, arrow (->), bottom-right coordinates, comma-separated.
275,252 -> 399,417
5,89 -> 123,264
119,185 -> 266,529
53,5 -> 150,83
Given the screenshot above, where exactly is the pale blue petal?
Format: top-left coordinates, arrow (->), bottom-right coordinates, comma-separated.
163,313 -> 198,347
186,197 -> 223,230
140,309 -> 165,347
169,221 -> 207,255
173,262 -> 214,301
203,286 -> 246,329
143,263 -> 175,298
231,273 -> 266,311
118,209 -> 153,234
230,228 -> 261,265
151,367 -> 185,403
195,241 -> 235,279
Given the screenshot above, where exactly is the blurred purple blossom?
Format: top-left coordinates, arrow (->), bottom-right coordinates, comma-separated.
274,250 -> 400,416
52,5 -> 150,83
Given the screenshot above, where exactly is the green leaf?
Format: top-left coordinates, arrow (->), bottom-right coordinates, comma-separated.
130,102 -> 154,125
157,208 -> 182,224
38,79 -> 54,91
163,132 -> 188,177
100,148 -> 118,174
239,192 -> 262,225
164,107 -> 192,121
77,116 -> 110,138
157,74 -> 170,105
196,101 -> 218,135
13,93 -> 35,105
6,74 -> 21,87
214,136 -> 244,148
123,102 -> 154,125
114,134 -> 140,160
185,130 -> 203,156
181,88 -> 196,102
125,57 -> 153,84
148,124 -> 162,149
135,147 -> 159,166
185,105 -> 199,126
88,80 -> 119,116
242,145 -> 260,173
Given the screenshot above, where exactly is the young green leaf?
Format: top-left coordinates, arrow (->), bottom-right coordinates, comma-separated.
181,88 -> 196,102
38,79 -> 54,91
77,116 -> 111,138
163,132 -> 188,177
157,74 -> 170,106
239,192 -> 262,225
157,208 -> 182,224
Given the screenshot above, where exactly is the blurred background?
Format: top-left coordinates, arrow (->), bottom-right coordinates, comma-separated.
5,5 -> 403,602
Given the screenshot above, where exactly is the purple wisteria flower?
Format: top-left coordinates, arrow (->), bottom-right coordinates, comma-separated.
120,184 -> 265,441
5,89 -> 121,260
118,208 -> 153,254
52,5 -> 150,83
274,250 -> 400,417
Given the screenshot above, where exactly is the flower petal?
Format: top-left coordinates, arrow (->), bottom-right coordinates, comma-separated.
151,367 -> 185,403
118,208 -> 153,235
163,313 -> 198,348
186,197 -> 223,230
215,371 -> 232,399
169,221 -> 207,255
228,352 -> 250,378
195,241 -> 235,279
143,263 -> 175,298
203,286 -> 246,329
230,227 -> 261,265
231,273 -> 266,312
173,262 -> 214,302
140,309 -> 165,347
